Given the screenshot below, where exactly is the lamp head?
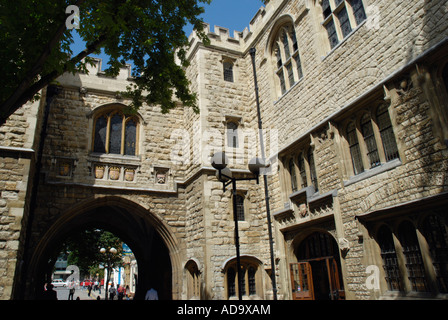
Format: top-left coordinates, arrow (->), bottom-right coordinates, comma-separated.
215,166 -> 232,182
211,152 -> 228,170
248,157 -> 265,175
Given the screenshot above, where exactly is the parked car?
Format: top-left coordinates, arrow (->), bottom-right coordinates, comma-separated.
51,279 -> 67,287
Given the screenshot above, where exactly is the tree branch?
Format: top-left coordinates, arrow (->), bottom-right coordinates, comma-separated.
0,33 -> 106,125
0,0 -> 86,123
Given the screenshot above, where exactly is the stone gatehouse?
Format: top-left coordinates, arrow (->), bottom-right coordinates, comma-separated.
1,0 -> 448,300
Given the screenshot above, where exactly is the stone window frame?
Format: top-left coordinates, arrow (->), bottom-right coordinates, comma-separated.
91,105 -> 140,156
223,257 -> 263,300
371,212 -> 448,297
339,102 -> 400,178
281,144 -> 319,199
221,56 -> 238,83
230,189 -> 248,222
226,120 -> 239,148
185,259 -> 201,299
319,0 -> 367,51
270,20 -> 304,97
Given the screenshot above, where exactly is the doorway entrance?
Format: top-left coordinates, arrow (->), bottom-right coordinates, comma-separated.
290,232 -> 345,300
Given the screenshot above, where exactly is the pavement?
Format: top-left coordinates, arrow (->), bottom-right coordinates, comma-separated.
55,286 -> 103,300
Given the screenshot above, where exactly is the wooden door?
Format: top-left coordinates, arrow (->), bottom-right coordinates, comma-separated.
327,258 -> 345,300
290,262 -> 314,300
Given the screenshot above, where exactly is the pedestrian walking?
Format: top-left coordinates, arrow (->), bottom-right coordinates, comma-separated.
117,285 -> 124,300
68,280 -> 75,300
42,283 -> 58,300
108,283 -> 116,300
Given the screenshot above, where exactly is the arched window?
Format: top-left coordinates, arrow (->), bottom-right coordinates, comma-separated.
298,153 -> 307,189
272,23 -> 303,96
377,225 -> 402,291
422,215 -> 448,293
307,148 -> 318,192
185,260 -> 201,299
92,109 -> 139,156
226,266 -> 236,298
289,158 -> 298,192
346,121 -> 364,175
398,221 -> 428,292
225,259 -> 260,299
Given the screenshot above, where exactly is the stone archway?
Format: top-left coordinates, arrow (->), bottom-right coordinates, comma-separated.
25,196 -> 181,300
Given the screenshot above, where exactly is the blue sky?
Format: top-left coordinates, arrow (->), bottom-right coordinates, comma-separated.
185,0 -> 265,35
71,0 -> 264,69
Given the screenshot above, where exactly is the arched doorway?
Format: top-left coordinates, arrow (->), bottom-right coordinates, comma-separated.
290,231 -> 345,300
26,196 -> 178,300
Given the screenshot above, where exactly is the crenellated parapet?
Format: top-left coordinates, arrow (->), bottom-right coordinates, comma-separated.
185,0 -> 305,59
56,57 -> 134,95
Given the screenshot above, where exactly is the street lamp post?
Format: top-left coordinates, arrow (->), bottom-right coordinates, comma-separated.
100,247 -> 117,300
211,152 -> 265,300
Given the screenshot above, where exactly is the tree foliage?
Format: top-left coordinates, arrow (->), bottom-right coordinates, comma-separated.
60,229 -> 124,277
0,0 -> 211,124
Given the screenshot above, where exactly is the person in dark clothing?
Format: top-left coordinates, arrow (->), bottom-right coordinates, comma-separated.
42,284 -> 58,300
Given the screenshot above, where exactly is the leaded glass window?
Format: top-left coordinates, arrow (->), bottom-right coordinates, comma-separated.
350,0 -> 367,25
378,225 -> 402,291
321,0 -> 367,50
289,158 -> 297,192
278,71 -> 286,95
226,261 -> 259,299
223,61 -> 234,82
109,114 -> 123,154
125,119 -> 137,156
376,104 -> 399,162
325,20 -> 339,49
337,7 -> 352,38
361,113 -> 380,168
248,266 -> 256,295
93,115 -> 107,153
308,149 -> 318,192
298,153 -> 307,189
422,215 -> 448,293
347,121 -> 364,175
92,109 -> 138,156
272,24 -> 303,96
235,194 -> 245,221
227,267 -> 236,297
398,221 -> 429,292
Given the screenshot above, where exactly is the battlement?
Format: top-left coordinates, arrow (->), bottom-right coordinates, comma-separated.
186,0 -> 290,57
56,57 -> 134,94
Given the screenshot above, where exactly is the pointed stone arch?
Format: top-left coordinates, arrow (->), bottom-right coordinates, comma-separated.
26,195 -> 182,300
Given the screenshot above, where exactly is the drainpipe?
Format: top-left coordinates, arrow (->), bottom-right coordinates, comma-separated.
249,48 -> 278,300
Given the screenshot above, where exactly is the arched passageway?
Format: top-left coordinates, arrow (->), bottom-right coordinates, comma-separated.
25,197 -> 178,300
